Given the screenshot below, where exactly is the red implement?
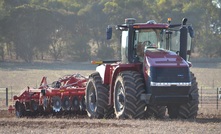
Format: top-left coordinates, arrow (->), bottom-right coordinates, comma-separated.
12,74 -> 87,117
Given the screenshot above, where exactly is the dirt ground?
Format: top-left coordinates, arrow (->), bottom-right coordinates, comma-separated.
0,110 -> 221,134
0,58 -> 221,134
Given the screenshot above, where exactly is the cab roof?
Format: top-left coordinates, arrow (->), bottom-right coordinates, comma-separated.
116,22 -> 169,31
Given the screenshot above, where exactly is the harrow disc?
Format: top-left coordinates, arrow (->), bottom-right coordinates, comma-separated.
80,96 -> 86,111
62,96 -> 71,111
52,96 -> 62,112
15,101 -> 26,118
71,96 -> 80,111
30,100 -> 38,112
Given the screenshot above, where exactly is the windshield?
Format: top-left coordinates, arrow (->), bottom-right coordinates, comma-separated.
134,29 -> 160,48
134,29 -> 161,60
134,28 -> 192,61
161,29 -> 192,60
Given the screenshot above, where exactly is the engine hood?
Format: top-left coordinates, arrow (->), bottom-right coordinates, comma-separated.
144,48 -> 189,67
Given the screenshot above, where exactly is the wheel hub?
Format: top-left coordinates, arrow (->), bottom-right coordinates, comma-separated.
116,84 -> 125,112
89,89 -> 96,112
90,94 -> 96,103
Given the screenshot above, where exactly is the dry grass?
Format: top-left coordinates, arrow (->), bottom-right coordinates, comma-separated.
0,58 -> 221,133
0,61 -> 96,95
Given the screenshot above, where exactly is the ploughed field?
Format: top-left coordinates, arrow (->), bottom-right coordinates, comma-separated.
0,110 -> 221,134
0,58 -> 221,134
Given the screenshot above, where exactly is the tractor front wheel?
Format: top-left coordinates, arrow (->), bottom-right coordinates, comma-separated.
178,72 -> 199,119
114,71 -> 146,119
145,105 -> 166,119
167,72 -> 199,119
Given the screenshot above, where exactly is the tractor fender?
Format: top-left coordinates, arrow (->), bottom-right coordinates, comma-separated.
108,63 -> 142,105
94,63 -> 142,105
95,64 -> 112,85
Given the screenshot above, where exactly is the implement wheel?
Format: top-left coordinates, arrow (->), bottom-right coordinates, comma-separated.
85,72 -> 110,118
15,101 -> 26,118
114,71 -> 146,119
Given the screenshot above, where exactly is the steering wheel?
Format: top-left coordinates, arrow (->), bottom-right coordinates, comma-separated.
143,41 -> 152,47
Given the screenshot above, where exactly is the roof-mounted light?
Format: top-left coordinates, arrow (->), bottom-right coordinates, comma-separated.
125,18 -> 136,24
91,61 -> 103,65
147,20 -> 156,24
168,18 -> 172,24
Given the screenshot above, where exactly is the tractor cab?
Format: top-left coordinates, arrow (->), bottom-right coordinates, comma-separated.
106,18 -> 194,63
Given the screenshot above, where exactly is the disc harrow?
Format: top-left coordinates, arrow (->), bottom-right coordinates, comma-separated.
12,74 -> 87,117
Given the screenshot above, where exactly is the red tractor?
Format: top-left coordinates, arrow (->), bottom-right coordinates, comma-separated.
85,18 -> 199,119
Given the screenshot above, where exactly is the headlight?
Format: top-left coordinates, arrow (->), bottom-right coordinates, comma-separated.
150,82 -> 191,87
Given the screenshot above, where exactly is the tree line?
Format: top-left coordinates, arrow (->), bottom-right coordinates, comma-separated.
0,0 -> 220,62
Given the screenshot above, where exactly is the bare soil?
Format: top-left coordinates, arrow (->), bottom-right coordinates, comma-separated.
0,110 -> 221,134
0,58 -> 221,134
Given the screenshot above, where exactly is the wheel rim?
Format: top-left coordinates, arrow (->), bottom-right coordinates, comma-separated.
115,81 -> 125,114
88,83 -> 96,112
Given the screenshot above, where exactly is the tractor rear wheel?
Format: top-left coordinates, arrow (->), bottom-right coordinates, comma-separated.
85,72 -> 110,118
114,71 -> 146,119
168,72 -> 199,119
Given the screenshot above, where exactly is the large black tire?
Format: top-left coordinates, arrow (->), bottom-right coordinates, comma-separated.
114,71 -> 146,119
103,104 -> 114,118
145,105 -> 166,119
85,72 -> 110,118
167,105 -> 179,119
15,101 -> 26,118
168,72 -> 199,119
178,72 -> 199,119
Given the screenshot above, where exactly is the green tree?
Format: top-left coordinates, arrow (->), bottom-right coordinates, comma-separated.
1,0 -> 221,62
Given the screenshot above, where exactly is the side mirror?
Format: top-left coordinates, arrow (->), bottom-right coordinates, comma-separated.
106,26 -> 112,40
188,26 -> 194,38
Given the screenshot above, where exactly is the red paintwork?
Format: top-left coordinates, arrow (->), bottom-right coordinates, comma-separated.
133,23 -> 169,29
8,105 -> 14,113
13,87 -> 41,102
96,62 -> 142,105
145,48 -> 189,67
96,49 -> 189,105
12,74 -> 87,112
